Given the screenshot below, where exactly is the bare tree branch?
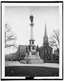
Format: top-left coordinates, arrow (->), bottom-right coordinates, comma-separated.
5,24 -> 17,48
49,30 -> 59,49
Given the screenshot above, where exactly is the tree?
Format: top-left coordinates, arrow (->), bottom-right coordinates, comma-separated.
5,24 -> 17,48
49,30 -> 59,49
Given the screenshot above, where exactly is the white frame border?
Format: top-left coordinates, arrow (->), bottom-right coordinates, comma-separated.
2,2 -> 63,79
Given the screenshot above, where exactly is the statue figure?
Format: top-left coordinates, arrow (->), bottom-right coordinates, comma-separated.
30,15 -> 34,23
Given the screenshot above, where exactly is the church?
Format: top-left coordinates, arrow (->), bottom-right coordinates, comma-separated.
39,23 -> 52,62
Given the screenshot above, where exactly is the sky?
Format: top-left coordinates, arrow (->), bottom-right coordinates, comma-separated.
5,6 -> 59,53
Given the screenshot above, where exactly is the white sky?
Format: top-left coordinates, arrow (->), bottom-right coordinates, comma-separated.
5,6 -> 59,53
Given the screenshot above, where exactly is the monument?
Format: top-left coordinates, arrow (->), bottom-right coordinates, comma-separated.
25,15 -> 43,64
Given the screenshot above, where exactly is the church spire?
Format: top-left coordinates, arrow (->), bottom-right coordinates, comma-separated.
43,22 -> 49,46
44,23 -> 47,36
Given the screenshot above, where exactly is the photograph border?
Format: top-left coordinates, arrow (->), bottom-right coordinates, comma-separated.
1,1 -> 63,80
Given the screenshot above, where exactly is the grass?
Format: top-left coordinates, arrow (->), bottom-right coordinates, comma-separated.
5,66 -> 59,77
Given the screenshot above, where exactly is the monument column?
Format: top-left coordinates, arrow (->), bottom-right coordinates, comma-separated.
30,20 -> 34,40
29,15 -> 35,51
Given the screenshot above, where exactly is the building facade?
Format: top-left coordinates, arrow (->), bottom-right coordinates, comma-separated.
17,45 -> 27,59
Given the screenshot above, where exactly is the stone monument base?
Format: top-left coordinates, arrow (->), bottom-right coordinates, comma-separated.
25,52 -> 44,64
27,58 -> 43,64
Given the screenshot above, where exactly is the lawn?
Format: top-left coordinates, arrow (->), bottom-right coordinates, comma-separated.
5,66 -> 59,77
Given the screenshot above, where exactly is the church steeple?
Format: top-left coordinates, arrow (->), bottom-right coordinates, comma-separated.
44,23 -> 47,36
43,23 -> 49,46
